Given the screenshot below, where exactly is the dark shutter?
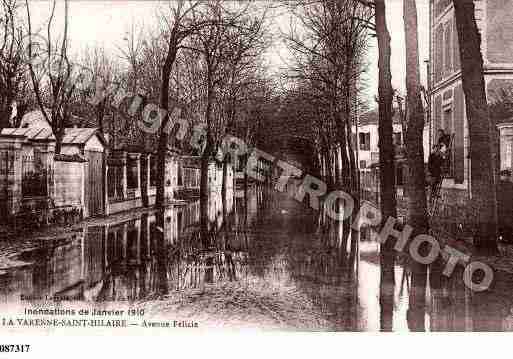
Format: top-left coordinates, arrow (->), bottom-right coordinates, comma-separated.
444,21 -> 453,75
434,95 -> 442,138
453,18 -> 460,71
453,84 -> 465,184
435,25 -> 444,83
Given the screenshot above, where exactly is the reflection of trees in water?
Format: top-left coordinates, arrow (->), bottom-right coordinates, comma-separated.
153,189 -> 247,291
274,203 -> 360,330
7,184 -> 513,332
395,256 -> 513,332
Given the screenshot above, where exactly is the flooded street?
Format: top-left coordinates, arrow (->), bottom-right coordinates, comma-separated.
2,186 -> 513,331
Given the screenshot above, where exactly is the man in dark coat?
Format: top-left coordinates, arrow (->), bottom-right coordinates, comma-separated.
428,145 -> 444,194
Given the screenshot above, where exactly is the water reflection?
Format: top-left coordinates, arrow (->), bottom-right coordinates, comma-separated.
2,186 -> 513,331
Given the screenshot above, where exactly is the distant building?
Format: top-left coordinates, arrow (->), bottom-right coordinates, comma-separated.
352,108 -> 416,197
19,109 -> 53,129
353,108 -> 404,169
19,109 -> 99,130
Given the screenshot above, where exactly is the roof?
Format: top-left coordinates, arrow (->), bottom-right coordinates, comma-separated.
359,108 -> 403,127
20,109 -> 94,128
61,128 -> 103,145
1,127 -> 53,141
1,128 -> 106,146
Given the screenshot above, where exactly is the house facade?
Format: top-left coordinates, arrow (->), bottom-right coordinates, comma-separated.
429,0 -> 513,232
354,108 -> 404,169
353,108 -> 409,199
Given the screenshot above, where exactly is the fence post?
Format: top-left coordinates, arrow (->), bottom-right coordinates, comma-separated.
103,150 -> 110,216
0,134 -> 24,219
164,150 -> 179,203
32,139 -> 56,216
115,150 -> 128,200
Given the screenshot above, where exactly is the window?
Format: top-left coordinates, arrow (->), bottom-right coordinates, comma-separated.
360,160 -> 367,169
443,108 -> 454,177
444,20 -> 453,75
359,133 -> 370,151
443,108 -> 452,133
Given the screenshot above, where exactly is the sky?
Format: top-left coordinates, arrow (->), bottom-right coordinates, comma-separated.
27,0 -> 430,106
364,0 -> 430,103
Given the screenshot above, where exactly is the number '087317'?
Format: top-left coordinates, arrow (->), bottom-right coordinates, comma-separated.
0,344 -> 30,353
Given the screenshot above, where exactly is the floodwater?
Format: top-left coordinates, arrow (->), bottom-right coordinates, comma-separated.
2,185 -> 513,331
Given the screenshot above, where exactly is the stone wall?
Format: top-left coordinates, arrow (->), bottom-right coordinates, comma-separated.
432,186 -> 471,239
0,137 -> 23,218
54,159 -> 85,209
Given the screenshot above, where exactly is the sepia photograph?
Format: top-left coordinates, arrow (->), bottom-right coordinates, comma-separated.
1,0 -> 513,354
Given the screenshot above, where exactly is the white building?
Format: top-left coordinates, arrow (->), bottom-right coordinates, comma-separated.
353,108 -> 404,169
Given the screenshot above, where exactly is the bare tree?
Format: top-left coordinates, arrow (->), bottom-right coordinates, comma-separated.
184,2 -> 268,204
0,0 -> 25,128
285,0 -> 370,195
154,0 -> 204,209
25,0 -> 76,153
74,47 -> 119,134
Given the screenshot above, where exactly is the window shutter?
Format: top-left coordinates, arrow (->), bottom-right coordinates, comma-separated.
453,17 -> 460,71
434,95 -> 442,138
435,25 -> 444,83
453,84 -> 465,184
444,21 -> 453,75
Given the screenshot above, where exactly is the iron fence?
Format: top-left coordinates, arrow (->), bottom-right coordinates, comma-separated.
22,151 -> 47,197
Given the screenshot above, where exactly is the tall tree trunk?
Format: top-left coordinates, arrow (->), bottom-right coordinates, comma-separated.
156,37 -> 178,209
453,0 -> 498,254
200,84 -> 214,205
375,0 -> 397,289
375,0 -> 398,227
54,126 -> 64,154
343,62 -> 358,198
334,145 -> 341,186
404,0 -> 428,237
404,0 -> 429,318
221,157 -> 229,208
379,253 -> 395,332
